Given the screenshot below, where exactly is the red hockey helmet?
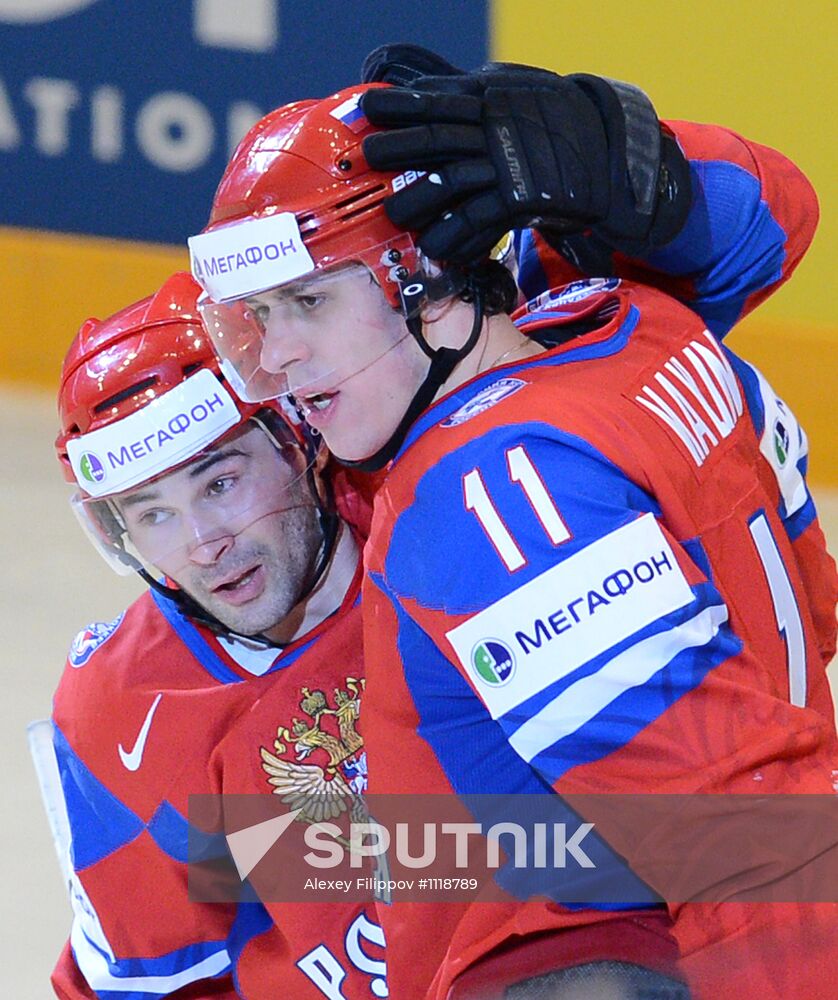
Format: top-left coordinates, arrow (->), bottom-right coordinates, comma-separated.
56,272 -> 316,575
188,85 -> 424,403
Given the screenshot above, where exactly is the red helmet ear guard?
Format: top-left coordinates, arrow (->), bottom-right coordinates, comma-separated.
197,84 -> 420,309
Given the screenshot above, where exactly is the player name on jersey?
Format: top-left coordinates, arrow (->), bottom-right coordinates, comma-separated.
634,330 -> 743,466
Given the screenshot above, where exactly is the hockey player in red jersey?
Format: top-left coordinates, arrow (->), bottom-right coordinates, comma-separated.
49,272 -> 384,999
189,65 -> 838,1000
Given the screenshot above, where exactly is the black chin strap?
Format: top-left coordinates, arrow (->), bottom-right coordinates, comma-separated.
340,277 -> 486,473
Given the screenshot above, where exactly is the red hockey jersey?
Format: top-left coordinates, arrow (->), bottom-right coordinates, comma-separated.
362,279 -> 837,999
51,567 -> 385,999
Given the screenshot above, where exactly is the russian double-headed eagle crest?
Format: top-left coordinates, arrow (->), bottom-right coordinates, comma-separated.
260,678 -> 367,825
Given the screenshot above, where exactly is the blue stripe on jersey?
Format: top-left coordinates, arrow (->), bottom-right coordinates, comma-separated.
682,536 -> 714,584
229,901 -> 274,995
643,160 -> 785,336
369,569 -> 659,908
729,348 -> 766,437
53,724 -> 144,869
395,305 -> 640,465
516,305 -> 641,347
783,493 -> 818,542
151,588 -> 328,683
101,939 -> 230,980
151,590 -> 245,684
385,424 -> 660,612
264,631 -> 327,673
145,798 -> 226,864
516,308 -> 576,325
514,228 -> 549,302
511,599 -> 739,783
727,350 -> 817,540
146,800 -> 188,862
72,927 -> 230,999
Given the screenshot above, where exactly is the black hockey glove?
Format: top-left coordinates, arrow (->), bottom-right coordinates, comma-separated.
360,42 -> 463,87
360,61 -> 691,265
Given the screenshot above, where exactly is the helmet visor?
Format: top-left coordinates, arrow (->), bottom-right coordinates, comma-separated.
198,261 -> 418,406
199,291 -> 292,405
71,418 -> 322,580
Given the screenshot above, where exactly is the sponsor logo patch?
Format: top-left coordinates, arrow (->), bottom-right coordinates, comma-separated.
66,369 -> 240,498
752,363 -> 808,516
442,378 -> 525,428
528,278 -> 620,312
471,639 -> 516,686
773,419 -> 790,466
446,514 -> 694,718
78,451 -> 105,485
189,212 -> 315,303
69,614 -> 124,667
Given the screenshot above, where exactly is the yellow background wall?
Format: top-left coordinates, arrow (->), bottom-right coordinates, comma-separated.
0,227 -> 188,391
493,0 -> 836,483
1,2 -> 834,480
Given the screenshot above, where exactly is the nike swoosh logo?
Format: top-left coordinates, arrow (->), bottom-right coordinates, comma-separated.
118,693 -> 163,771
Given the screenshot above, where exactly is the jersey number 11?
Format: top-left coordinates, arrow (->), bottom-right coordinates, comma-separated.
463,445 -> 571,572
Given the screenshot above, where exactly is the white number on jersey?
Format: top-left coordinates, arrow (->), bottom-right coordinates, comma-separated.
749,512 -> 807,706
464,445 -> 570,571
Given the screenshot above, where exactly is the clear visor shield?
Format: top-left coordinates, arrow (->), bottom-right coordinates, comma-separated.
70,420 -> 322,582
198,256 -> 425,407
198,291 -> 295,405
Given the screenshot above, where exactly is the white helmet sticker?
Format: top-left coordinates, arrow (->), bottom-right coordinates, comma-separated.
66,369 -> 241,498
188,212 -> 315,303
